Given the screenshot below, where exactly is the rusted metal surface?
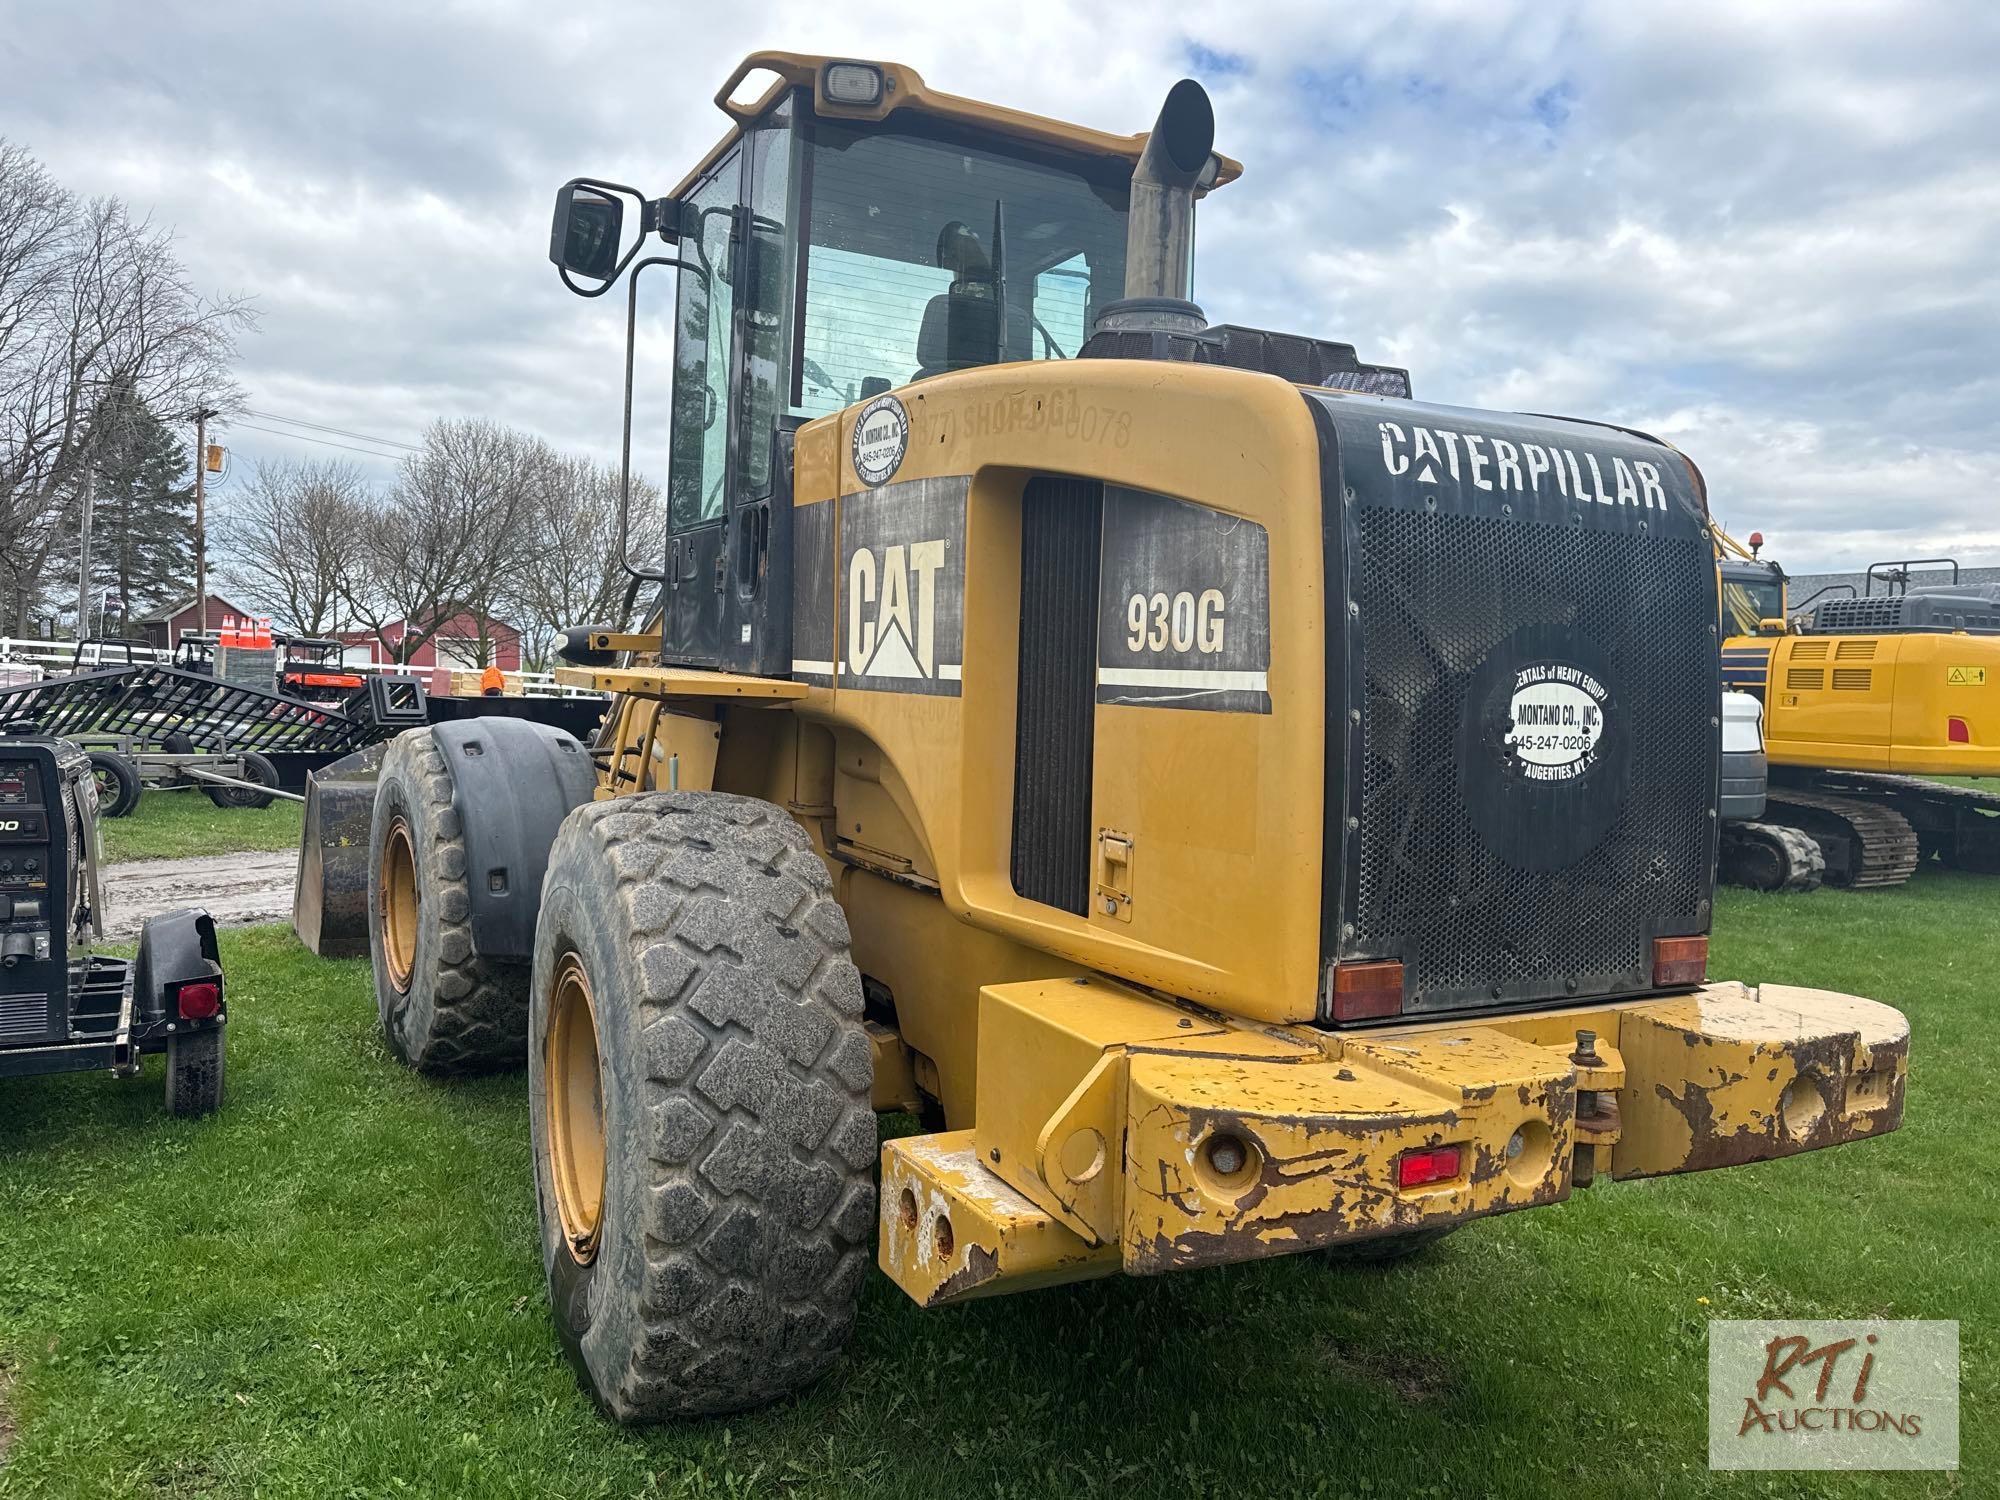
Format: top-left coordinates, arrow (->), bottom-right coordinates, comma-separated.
876,976 -> 1909,1308
1612,982 -> 1907,1177
877,1130 -> 1115,1308
1122,1028 -> 1574,1275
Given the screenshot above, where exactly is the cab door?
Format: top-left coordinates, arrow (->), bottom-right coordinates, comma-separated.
662,147 -> 742,667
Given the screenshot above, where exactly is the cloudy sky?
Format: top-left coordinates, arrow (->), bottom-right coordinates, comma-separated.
7,0 -> 1996,571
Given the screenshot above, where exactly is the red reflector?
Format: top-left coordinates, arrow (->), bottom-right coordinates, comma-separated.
176,980 -> 222,1021
1396,1145 -> 1462,1189
1331,961 -> 1404,1021
1949,717 -> 1970,744
1653,936 -> 1707,988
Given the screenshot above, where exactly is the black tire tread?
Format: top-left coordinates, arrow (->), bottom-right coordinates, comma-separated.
541,791 -> 874,1422
87,750 -> 141,818
371,728 -> 527,1074
165,1026 -> 225,1118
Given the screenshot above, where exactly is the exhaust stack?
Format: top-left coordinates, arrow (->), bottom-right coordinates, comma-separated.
1096,78 -> 1216,339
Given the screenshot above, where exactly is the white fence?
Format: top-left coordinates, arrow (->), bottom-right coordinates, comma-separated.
0,637 -> 601,700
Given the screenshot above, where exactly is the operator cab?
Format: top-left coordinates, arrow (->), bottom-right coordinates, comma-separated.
1720,557 -> 1787,637
549,54 -> 1224,672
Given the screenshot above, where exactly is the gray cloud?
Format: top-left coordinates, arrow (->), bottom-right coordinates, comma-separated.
6,0 -> 1995,571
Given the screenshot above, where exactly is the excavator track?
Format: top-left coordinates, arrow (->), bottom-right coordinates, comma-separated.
1761,788 -> 1922,889
1719,821 -> 1826,893
1806,771 -> 2000,874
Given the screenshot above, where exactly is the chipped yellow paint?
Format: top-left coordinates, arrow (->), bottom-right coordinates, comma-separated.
878,1130 -> 1115,1308
1613,982 -> 1908,1178
878,977 -> 1910,1304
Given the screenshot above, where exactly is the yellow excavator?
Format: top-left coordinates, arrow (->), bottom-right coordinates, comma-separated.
1718,526 -> 2000,887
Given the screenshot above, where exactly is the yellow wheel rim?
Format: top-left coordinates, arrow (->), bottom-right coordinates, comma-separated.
547,952 -> 607,1264
381,817 -> 420,994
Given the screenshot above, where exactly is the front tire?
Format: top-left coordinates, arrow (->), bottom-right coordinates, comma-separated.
367,728 -> 528,1073
529,792 -> 876,1423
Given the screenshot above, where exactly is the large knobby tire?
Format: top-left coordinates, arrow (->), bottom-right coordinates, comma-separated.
165,1026 -> 225,1118
367,728 -> 529,1073
87,750 -> 141,818
205,749 -> 280,809
529,792 -> 876,1423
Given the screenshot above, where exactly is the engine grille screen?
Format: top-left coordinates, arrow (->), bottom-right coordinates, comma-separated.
1346,505 -> 1715,1014
1011,476 -> 1103,914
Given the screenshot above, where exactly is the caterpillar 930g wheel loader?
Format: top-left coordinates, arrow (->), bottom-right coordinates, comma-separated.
1718,528 -> 2000,888
299,52 -> 1910,1423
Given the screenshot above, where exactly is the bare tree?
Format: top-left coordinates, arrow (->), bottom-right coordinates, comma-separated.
507,455 -> 664,670
216,457 -> 370,636
337,418 -> 542,664
0,142 -> 252,632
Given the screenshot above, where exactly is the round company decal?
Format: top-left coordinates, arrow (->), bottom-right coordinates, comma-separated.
851,393 -> 908,487
1503,661 -> 1607,782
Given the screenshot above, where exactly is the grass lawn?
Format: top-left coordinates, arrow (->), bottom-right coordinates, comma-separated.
0,878 -> 1990,1497
97,794 -> 303,866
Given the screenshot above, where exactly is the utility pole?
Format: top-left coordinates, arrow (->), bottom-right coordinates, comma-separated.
191,403 -> 220,638
76,463 -> 95,641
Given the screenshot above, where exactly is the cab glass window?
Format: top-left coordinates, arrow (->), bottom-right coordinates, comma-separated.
795,122 -> 1129,418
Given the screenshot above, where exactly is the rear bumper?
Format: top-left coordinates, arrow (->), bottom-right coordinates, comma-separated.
879,978 -> 1907,1307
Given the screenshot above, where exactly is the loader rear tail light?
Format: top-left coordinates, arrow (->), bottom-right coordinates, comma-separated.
1396,1145 -> 1462,1189
1331,961 -> 1405,1021
1653,936 -> 1707,988
1949,717 -> 1970,744
175,979 -> 221,1021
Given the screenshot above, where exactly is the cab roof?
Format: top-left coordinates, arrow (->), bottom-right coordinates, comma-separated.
671,50 -> 1245,200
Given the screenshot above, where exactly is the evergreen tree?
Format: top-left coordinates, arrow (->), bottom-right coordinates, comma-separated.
87,397 -> 194,636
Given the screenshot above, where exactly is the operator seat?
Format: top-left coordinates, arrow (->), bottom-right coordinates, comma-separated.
913,220 -> 1003,379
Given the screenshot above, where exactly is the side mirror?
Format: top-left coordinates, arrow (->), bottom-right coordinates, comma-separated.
549,182 -> 625,281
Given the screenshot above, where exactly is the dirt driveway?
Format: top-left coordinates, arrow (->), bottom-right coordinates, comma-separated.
98,850 -> 299,940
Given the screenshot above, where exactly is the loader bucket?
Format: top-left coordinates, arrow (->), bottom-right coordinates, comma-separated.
293,741 -> 388,957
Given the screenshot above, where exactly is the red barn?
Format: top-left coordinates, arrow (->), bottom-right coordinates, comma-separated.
135,592 -> 258,651
335,610 -> 522,696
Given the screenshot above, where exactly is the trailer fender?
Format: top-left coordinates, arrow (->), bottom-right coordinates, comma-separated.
133,907 -> 223,1027
430,719 -> 596,962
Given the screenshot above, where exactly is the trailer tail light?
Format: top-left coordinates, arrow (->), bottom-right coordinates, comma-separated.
175,979 -> 222,1021
1949,717 -> 1970,744
1653,936 -> 1708,987
1331,961 -> 1404,1021
1396,1145 -> 1461,1189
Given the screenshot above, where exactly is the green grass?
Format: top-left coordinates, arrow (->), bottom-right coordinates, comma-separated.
0,881 -> 1991,1498
97,794 -> 302,865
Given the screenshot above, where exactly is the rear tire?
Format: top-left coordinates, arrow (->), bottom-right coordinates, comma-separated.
529,791 -> 876,1423
367,728 -> 528,1074
87,750 -> 142,817
205,749 -> 280,809
165,1026 -> 225,1118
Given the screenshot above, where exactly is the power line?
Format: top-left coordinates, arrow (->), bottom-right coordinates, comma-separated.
229,421 -> 410,462
238,407 -> 421,451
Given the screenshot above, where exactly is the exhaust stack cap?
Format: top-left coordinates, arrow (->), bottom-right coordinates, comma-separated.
1104,77 -> 1217,335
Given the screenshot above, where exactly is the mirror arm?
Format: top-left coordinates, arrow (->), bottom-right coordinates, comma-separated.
616,254 -> 706,587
